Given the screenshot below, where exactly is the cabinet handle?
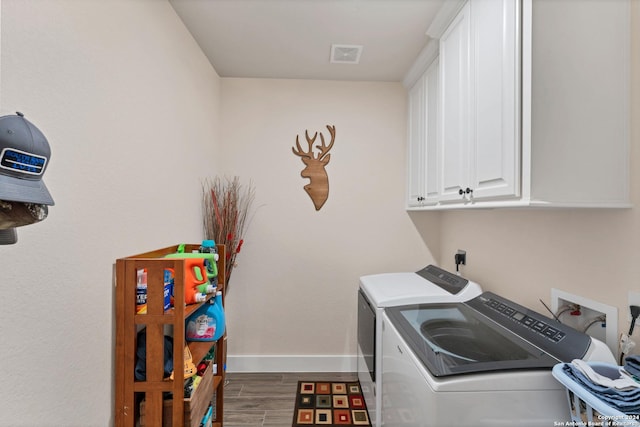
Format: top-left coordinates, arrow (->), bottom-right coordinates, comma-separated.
459,188 -> 474,198
417,196 -> 425,202
397,345 -> 403,354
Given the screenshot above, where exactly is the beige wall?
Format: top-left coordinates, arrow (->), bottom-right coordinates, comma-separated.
0,0 -> 221,425
218,78 -> 435,370
434,0 -> 639,354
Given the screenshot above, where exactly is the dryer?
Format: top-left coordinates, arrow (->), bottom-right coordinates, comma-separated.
357,265 -> 482,427
382,291 -> 616,426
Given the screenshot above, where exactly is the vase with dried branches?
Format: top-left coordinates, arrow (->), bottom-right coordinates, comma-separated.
202,176 -> 255,289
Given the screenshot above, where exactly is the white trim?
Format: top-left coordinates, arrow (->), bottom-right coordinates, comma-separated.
402,40 -> 438,89
619,0 -> 631,209
425,0 -> 467,39
520,0 -> 532,202
406,199 -> 633,211
226,355 -> 357,373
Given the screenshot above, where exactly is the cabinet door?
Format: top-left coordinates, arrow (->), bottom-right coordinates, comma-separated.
439,2 -> 471,202
424,58 -> 440,204
407,59 -> 440,208
406,74 -> 426,207
469,0 -> 520,200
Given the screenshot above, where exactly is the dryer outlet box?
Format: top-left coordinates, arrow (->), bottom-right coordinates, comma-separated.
550,289 -> 618,356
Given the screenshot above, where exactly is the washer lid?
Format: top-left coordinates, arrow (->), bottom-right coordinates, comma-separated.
359,266 -> 482,308
387,302 -> 560,377
386,292 -> 593,377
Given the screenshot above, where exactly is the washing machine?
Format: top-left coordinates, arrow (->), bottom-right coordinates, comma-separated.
357,265 -> 483,427
381,291 -> 617,427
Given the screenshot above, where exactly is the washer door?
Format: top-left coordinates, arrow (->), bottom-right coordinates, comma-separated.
419,318 -> 532,363
386,303 -> 558,377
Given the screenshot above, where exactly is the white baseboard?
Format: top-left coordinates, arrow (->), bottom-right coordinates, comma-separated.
226,355 -> 358,373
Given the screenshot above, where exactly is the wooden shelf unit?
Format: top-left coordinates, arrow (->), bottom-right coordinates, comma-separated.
115,244 -> 226,427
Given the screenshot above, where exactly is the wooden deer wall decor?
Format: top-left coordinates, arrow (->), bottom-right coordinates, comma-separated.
292,125 -> 336,211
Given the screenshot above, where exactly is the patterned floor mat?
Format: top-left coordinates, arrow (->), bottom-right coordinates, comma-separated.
292,381 -> 371,426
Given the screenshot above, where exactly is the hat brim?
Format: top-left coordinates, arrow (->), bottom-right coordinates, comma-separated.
0,228 -> 17,244
0,174 -> 54,205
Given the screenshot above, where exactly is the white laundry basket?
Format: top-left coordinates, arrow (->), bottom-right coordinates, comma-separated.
552,362 -> 640,427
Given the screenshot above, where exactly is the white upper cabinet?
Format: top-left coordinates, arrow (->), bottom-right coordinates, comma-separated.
439,2 -> 470,202
406,51 -> 439,206
404,0 -> 630,210
406,72 -> 426,207
468,0 -> 519,201
424,59 -> 440,204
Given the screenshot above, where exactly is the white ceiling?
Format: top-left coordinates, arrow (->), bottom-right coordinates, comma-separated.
168,0 -> 446,82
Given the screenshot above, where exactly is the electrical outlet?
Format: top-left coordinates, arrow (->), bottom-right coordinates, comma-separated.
629,291 -> 640,322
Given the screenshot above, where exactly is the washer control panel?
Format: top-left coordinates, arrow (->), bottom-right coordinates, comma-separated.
415,265 -> 468,295
466,292 -> 591,362
483,298 -> 567,343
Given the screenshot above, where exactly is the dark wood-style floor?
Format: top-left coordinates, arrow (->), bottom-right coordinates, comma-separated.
223,372 -> 359,426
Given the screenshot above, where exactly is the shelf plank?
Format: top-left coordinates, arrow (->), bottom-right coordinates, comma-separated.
133,381 -> 175,393
188,341 -> 216,365
134,313 -> 176,324
212,375 -> 222,389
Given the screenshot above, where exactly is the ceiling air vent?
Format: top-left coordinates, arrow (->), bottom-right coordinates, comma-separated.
330,44 -> 363,64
